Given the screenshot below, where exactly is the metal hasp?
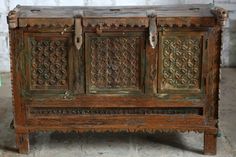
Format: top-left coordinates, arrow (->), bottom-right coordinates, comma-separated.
147,10 -> 157,49
74,18 -> 83,50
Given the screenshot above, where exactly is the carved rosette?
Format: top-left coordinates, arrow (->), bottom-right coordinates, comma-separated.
30,37 -> 69,89
160,36 -> 201,90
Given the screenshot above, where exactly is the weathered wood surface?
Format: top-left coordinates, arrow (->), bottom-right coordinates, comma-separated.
7,4 -> 227,155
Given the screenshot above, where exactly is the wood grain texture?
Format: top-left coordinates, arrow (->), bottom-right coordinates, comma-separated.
8,4 -> 227,154
204,133 -> 217,155
16,133 -> 29,154
85,32 -> 145,94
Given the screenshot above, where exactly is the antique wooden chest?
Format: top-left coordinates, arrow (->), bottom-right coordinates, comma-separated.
7,4 -> 227,154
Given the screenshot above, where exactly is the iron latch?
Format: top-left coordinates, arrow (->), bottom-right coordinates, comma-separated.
147,10 -> 157,49
74,18 -> 83,51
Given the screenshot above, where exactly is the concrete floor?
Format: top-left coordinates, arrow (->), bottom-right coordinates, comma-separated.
0,68 -> 235,157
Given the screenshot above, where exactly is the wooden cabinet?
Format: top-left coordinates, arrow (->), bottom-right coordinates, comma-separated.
7,5 -> 227,155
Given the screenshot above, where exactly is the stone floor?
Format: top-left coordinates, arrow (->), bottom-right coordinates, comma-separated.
0,68 -> 235,157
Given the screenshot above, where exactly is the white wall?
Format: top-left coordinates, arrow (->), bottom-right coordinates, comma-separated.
0,0 -> 235,72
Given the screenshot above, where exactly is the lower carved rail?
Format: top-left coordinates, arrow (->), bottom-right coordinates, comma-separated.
29,107 -> 203,116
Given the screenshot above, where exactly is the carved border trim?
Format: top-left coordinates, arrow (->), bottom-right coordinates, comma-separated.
17,126 -> 217,134
156,17 -> 216,28
9,31 -> 15,115
18,18 -> 74,28
83,18 -> 149,28
29,107 -> 202,116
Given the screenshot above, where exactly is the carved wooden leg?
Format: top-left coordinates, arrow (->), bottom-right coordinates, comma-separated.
204,132 -> 217,155
16,133 -> 30,154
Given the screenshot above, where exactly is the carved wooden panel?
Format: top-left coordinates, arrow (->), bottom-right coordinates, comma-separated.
8,5 -> 226,154
25,33 -> 74,95
85,32 -> 145,94
158,32 -> 204,93
29,107 -> 202,116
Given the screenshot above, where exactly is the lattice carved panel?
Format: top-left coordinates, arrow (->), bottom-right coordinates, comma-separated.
29,36 -> 69,90
87,33 -> 143,93
160,35 -> 202,91
29,107 -> 202,116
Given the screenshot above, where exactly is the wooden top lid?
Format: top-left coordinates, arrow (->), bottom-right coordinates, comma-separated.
7,4 -> 228,29
14,4 -> 215,18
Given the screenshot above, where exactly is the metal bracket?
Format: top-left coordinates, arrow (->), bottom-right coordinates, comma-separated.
74,18 -> 83,50
147,10 -> 157,49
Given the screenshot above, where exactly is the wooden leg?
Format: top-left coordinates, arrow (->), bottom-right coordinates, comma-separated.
204,133 -> 217,155
16,133 -> 30,154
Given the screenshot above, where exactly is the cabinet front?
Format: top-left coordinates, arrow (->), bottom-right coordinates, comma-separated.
22,29 -> 207,101
85,32 -> 146,95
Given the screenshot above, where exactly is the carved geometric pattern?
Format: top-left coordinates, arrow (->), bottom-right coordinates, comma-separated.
30,107 -> 202,116
26,127 -> 206,134
161,36 -> 202,90
30,37 -> 69,89
89,36 -> 140,90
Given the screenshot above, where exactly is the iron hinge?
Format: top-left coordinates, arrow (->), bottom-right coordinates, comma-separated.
147,10 -> 157,49
74,18 -> 83,51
